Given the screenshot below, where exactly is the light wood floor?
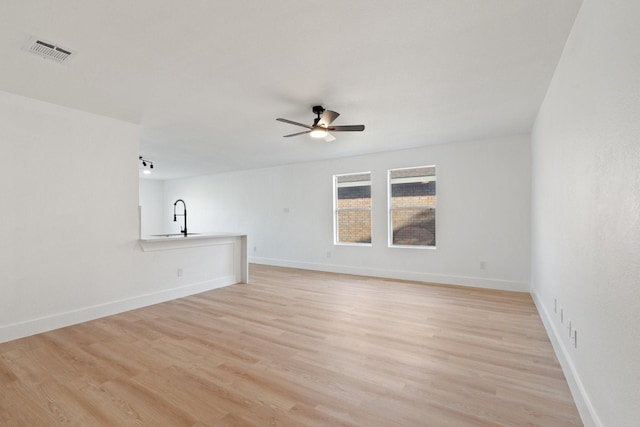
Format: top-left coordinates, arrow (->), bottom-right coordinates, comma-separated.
0,265 -> 582,426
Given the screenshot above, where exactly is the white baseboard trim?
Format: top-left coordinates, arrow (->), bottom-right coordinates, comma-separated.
0,276 -> 236,344
531,289 -> 602,427
249,257 -> 529,292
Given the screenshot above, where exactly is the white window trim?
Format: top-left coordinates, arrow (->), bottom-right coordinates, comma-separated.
387,166 -> 437,249
333,172 -> 373,246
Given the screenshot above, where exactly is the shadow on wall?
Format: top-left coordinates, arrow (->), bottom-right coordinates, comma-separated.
392,209 -> 436,246
351,210 -> 436,245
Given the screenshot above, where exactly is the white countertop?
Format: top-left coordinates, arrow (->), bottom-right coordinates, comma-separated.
139,232 -> 246,242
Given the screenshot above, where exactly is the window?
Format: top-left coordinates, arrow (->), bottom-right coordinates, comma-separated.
388,166 -> 436,248
334,172 -> 372,245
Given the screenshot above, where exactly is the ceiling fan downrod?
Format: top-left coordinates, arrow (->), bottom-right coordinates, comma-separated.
312,105 -> 325,125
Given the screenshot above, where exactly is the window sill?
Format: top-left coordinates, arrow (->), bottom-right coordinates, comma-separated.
388,244 -> 436,250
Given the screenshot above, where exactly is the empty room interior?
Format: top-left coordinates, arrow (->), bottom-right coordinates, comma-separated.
0,1 -> 638,426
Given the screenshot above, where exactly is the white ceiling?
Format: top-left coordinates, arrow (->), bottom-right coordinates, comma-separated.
0,0 -> 582,180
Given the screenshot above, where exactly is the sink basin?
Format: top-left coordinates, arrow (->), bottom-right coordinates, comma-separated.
148,233 -> 201,237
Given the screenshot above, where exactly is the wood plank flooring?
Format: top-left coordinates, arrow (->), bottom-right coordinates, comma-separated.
0,264 -> 582,426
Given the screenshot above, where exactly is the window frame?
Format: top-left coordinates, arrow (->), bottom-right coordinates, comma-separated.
387,165 -> 437,249
333,171 -> 373,246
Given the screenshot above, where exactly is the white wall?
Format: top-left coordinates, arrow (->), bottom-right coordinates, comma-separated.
0,90 -> 240,342
164,134 -> 531,291
139,179 -> 166,236
531,0 -> 640,426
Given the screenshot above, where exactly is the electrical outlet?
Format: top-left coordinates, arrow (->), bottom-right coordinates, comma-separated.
284,207 -> 290,213
326,251 -> 332,258
479,261 -> 487,270
177,268 -> 183,277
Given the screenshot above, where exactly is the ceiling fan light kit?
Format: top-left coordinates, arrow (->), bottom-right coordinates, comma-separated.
310,128 -> 328,138
277,105 -> 365,142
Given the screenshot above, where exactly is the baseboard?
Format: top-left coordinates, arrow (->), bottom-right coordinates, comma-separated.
249,256 -> 529,292
0,276 -> 236,344
531,289 -> 602,427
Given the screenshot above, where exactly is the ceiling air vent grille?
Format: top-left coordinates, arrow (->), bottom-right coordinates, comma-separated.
24,38 -> 74,63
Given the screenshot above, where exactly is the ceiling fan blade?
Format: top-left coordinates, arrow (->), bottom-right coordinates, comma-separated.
328,125 -> 365,132
317,110 -> 339,127
324,133 -> 336,142
276,118 -> 313,129
283,130 -> 311,137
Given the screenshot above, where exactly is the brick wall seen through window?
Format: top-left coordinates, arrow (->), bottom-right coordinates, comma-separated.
334,172 -> 372,244
388,166 -> 436,247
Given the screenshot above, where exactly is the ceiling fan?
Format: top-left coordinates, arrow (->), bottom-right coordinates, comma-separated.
276,105 -> 365,142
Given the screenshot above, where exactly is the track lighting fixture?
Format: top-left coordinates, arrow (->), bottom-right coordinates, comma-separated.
139,156 -> 154,174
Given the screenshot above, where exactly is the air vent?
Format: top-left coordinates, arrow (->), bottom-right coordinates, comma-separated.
23,37 -> 75,63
